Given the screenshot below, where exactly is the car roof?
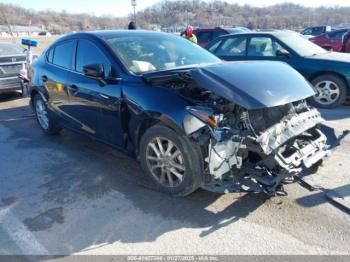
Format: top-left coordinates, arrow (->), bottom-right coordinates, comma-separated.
55,30 -> 175,44
216,30 -> 298,39
70,30 -> 172,38
316,28 -> 350,37
194,27 -> 248,32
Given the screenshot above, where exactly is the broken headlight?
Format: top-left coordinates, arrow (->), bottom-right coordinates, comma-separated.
186,106 -> 223,129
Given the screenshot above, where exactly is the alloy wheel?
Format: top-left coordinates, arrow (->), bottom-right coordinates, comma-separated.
145,137 -> 185,188
314,80 -> 340,106
35,99 -> 49,130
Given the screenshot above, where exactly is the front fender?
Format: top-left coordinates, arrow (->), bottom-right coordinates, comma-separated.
122,83 -> 192,154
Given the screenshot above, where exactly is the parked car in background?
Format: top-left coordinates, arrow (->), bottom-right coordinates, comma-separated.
193,27 -> 251,47
309,28 -> 350,52
0,42 -> 26,95
343,33 -> 350,53
30,30 -> 330,197
300,26 -> 331,37
205,31 -> 350,108
332,23 -> 350,30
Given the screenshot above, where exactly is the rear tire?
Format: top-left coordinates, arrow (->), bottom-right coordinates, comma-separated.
308,74 -> 348,108
33,94 -> 61,135
139,125 -> 203,196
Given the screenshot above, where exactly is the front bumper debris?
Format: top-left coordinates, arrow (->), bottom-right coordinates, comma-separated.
256,108 -> 324,155
202,108 -> 331,196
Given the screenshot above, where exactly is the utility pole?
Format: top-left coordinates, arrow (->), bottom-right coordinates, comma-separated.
131,0 -> 137,25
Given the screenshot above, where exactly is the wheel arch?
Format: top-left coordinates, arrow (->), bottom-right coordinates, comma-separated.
308,71 -> 349,92
29,86 -> 48,107
133,113 -> 186,157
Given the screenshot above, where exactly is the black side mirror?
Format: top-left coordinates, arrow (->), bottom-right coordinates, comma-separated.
276,49 -> 290,58
83,64 -> 104,78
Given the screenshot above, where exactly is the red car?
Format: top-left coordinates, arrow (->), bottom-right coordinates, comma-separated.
343,33 -> 350,52
193,27 -> 251,47
310,29 -> 350,52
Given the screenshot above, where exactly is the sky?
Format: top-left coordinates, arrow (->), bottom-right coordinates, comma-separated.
1,0 -> 350,17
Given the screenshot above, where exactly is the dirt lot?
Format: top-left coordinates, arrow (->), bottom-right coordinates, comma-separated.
0,92 -> 349,256
0,36 -> 59,54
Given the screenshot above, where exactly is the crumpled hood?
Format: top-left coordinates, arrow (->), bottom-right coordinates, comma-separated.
190,61 -> 315,109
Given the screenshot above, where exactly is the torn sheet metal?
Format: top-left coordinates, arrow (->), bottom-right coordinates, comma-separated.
257,108 -> 324,155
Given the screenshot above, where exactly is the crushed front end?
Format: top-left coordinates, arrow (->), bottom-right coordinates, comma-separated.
186,101 -> 330,196
143,61 -> 332,196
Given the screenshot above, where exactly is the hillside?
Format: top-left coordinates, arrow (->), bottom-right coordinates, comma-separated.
1,1 -> 350,33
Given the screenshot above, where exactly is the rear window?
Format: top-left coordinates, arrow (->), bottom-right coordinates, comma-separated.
0,43 -> 25,56
196,31 -> 213,43
303,27 -> 324,36
52,41 -> 75,69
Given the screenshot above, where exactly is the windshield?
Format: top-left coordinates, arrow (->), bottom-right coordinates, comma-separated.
278,33 -> 328,56
0,43 -> 25,56
102,33 -> 220,74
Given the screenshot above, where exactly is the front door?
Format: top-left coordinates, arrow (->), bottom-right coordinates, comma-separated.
245,36 -> 286,62
244,36 -> 309,76
65,39 -> 124,147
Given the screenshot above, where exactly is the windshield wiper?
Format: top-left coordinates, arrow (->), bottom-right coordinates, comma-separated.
143,70 -> 193,84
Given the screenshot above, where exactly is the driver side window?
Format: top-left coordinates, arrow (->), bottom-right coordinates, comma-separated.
75,39 -> 111,77
248,37 -> 283,57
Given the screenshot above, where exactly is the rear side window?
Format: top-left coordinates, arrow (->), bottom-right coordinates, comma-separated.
47,48 -> 54,63
247,37 -> 284,57
75,39 -> 110,76
52,41 -> 75,69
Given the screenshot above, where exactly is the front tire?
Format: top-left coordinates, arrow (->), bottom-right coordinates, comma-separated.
309,74 -> 348,108
139,125 -> 203,196
33,94 -> 61,135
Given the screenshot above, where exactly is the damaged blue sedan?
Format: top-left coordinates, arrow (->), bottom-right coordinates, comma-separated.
29,31 -> 331,196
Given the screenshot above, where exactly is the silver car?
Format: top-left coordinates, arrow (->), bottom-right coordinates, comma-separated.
0,42 -> 26,94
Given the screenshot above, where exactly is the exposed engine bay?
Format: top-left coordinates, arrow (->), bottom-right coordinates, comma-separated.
144,68 -> 331,196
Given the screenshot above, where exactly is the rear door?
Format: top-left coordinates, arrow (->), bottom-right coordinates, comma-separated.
43,41 -> 74,121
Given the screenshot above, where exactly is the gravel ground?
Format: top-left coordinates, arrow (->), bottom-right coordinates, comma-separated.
0,93 -> 349,256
